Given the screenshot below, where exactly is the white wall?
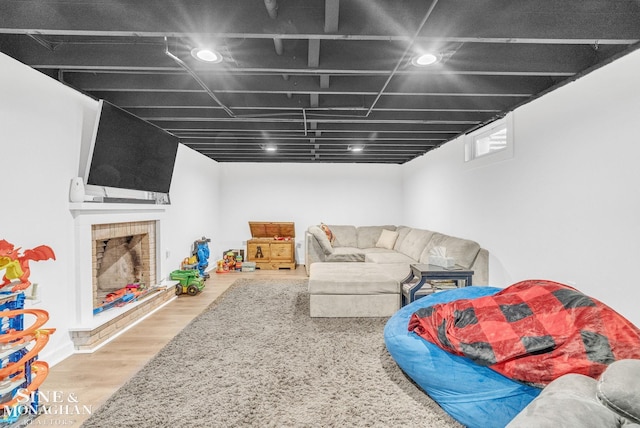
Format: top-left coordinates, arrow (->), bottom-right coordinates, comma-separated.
402,48 -> 640,326
163,144 -> 221,272
217,163 -> 403,262
0,52 -> 222,364
1,53 -> 95,364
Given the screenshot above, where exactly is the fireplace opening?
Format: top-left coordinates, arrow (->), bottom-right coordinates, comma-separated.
95,235 -> 145,304
92,221 -> 156,311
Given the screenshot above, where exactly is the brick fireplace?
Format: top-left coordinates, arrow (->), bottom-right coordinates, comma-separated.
70,204 -> 175,351
92,221 -> 156,308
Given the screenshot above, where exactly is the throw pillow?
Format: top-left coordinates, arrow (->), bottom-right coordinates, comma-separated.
376,229 -> 399,250
320,223 -> 335,245
309,226 -> 333,256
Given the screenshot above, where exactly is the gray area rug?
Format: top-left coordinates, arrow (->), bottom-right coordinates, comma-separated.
81,278 -> 462,427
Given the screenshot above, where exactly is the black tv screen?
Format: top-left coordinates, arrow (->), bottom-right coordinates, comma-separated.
85,100 -> 179,194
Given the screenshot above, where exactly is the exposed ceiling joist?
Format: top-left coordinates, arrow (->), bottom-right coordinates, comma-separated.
1,0 -> 639,163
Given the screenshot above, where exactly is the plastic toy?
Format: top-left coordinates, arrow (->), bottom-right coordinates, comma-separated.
92,283 -> 156,315
0,247 -> 55,424
192,237 -> 211,279
181,255 -> 198,270
0,328 -> 55,378
0,304 -> 55,423
0,240 -> 56,292
170,269 -> 205,296
0,309 -> 51,343
215,259 -> 227,274
224,251 -> 236,271
0,361 -> 49,414
216,250 -> 243,273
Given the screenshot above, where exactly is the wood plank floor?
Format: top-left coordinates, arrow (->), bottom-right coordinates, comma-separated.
36,266 -> 308,426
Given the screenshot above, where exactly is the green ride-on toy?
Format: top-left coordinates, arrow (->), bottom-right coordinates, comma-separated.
170,269 -> 206,296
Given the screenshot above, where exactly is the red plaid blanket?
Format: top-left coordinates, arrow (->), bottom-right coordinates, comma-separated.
408,280 -> 640,386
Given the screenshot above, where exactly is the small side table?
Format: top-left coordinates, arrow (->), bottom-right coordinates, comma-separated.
401,264 -> 474,306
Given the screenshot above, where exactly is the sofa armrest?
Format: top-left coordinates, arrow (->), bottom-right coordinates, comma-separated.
305,231 -> 327,275
470,248 -> 489,285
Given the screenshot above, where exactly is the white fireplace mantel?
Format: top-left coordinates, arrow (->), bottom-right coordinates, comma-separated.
69,202 -> 167,214
71,202 -> 169,327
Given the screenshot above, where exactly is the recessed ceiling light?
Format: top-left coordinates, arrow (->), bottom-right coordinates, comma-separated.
264,144 -> 278,152
348,145 -> 365,152
190,47 -> 223,63
411,52 -> 440,67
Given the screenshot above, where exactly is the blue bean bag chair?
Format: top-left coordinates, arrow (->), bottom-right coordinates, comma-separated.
384,286 -> 541,428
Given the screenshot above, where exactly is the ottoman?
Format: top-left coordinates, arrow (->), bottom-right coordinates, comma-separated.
308,262 -> 400,317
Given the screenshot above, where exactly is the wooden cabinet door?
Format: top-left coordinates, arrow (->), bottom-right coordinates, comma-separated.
247,241 -> 270,261
270,242 -> 293,261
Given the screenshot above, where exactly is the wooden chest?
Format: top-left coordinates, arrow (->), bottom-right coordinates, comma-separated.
246,222 -> 296,270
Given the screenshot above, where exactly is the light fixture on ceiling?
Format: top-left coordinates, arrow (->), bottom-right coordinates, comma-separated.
411,52 -> 440,67
190,47 -> 223,63
262,144 -> 278,152
348,145 -> 365,152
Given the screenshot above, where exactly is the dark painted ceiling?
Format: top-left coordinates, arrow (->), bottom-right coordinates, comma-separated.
1,0 -> 639,163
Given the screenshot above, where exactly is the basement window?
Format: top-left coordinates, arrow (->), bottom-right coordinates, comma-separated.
464,113 -> 513,166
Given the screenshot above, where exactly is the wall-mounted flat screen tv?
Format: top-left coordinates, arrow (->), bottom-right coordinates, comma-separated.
85,100 -> 179,194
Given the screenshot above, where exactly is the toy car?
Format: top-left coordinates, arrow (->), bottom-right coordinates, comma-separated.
170,269 -> 205,296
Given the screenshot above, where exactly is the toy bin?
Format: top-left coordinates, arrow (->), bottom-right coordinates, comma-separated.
242,262 -> 256,272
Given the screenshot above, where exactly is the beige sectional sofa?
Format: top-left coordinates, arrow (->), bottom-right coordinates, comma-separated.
305,224 -> 489,317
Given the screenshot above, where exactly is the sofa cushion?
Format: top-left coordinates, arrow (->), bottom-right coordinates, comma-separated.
597,359 -> 640,424
397,228 -> 436,261
393,226 -> 412,251
325,247 -> 365,262
327,225 -> 358,248
361,247 -> 396,254
365,252 -> 416,265
375,229 -> 399,250
376,263 -> 412,282
419,233 -> 481,269
308,226 -> 334,255
356,225 -> 396,249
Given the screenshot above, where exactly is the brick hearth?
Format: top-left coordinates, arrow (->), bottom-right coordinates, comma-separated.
71,285 -> 174,351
